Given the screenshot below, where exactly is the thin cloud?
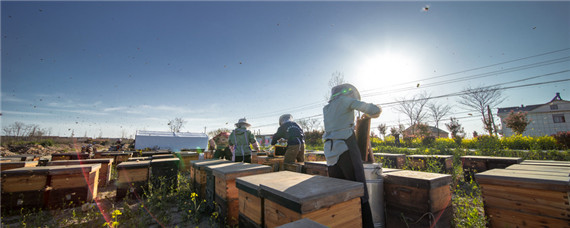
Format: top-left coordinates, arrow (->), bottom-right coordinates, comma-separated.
2,110 -> 56,116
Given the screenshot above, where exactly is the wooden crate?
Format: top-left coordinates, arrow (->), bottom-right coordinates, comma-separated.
506,164 -> 570,176
174,152 -> 199,171
283,162 -> 304,173
46,164 -> 101,208
150,158 -> 180,189
212,163 -> 272,226
304,161 -> 328,177
385,204 -> 453,228
262,157 -> 284,172
236,171 -> 311,228
406,155 -> 453,173
276,218 -> 328,228
0,161 -> 38,171
260,174 -> 364,228
461,156 -> 523,181
116,160 -> 151,200
383,170 -> 452,214
1,166 -> 51,210
475,168 -> 570,225
373,153 -> 405,169
204,162 -> 241,212
47,158 -> 114,187
193,159 -> 233,198
95,152 -> 133,164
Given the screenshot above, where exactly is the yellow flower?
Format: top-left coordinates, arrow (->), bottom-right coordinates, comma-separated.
112,221 -> 119,227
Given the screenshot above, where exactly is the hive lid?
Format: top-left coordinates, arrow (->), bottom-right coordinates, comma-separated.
193,159 -> 232,170
506,164 -> 570,175
117,160 -> 151,169
48,158 -> 114,165
1,166 -> 51,176
236,171 -> 308,197
211,163 -> 271,179
47,164 -> 102,175
303,161 -> 327,166
259,175 -> 364,213
520,160 -> 570,167
475,168 -> 570,192
383,170 -> 451,189
276,218 -> 328,228
461,156 -> 523,161
150,157 -> 180,164
203,162 -> 239,172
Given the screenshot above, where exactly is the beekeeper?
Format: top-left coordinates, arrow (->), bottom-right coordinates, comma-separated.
229,118 -> 261,163
270,114 -> 305,164
322,83 -> 381,228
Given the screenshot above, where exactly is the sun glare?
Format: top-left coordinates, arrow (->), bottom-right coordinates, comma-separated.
355,53 -> 419,91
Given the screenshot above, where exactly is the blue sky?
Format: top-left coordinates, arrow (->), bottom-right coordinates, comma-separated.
2,1 -> 569,138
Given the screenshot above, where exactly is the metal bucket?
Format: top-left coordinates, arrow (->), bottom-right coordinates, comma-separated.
364,163 -> 384,228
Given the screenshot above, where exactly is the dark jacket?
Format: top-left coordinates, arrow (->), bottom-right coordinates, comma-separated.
271,121 -> 305,146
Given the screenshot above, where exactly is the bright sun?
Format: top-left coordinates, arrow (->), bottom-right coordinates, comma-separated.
355,53 -> 419,91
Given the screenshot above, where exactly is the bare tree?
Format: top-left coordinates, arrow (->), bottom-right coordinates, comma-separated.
168,117 -> 186,133
297,118 -> 321,133
324,71 -> 346,101
395,92 -> 431,135
428,101 -> 452,137
377,123 -> 387,139
458,85 -> 505,136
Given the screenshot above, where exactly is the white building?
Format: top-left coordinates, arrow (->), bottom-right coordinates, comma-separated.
134,130 -> 208,152
497,93 -> 569,137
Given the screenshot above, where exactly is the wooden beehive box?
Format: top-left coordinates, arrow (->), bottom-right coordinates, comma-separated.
406,155 -> 453,173
283,162 -> 304,173
212,163 -> 272,226
303,161 -> 328,176
256,156 -> 270,165
4,155 -> 40,162
51,153 -> 90,161
47,158 -> 114,187
475,168 -> 570,227
383,170 -> 452,213
174,152 -> 199,171
128,157 -> 152,162
204,162 -> 241,212
385,203 -> 453,228
262,156 -> 284,172
506,164 -> 570,176
152,154 -> 174,159
461,156 -> 523,181
46,164 -> 101,208
193,159 -> 233,198
0,161 -> 38,171
373,153 -> 405,169
150,158 -> 180,189
236,171 -> 312,228
1,166 -> 51,210
96,152 -> 133,164
260,174 -> 364,228
116,160 -> 151,200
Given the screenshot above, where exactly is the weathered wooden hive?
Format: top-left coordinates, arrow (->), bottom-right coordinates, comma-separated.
46,164 -> 101,208
47,158 -> 114,187
1,166 -> 51,210
406,155 -> 454,173
0,161 -> 38,171
212,163 -> 272,226
50,153 -> 90,161
174,152 -> 199,171
204,162 -> 240,212
192,159 -> 233,198
461,155 -> 522,181
95,152 -> 133,164
283,162 -> 304,173
150,157 -> 180,189
115,160 -> 150,200
475,165 -> 570,227
259,174 -> 364,228
303,161 -> 328,177
383,170 -> 453,228
373,153 -> 405,169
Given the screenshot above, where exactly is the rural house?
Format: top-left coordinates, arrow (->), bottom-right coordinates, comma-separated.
497,92 -> 570,137
134,130 -> 208,152
402,125 -> 449,138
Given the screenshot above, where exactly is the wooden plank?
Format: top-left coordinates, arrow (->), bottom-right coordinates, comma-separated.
483,194 -> 570,220
264,197 -> 361,228
383,170 -> 452,189
259,175 -> 364,214
487,206 -> 570,228
480,184 -> 569,214
475,169 -> 570,192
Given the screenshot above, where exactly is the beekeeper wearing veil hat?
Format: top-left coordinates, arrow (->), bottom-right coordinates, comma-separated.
229,118 -> 261,163
322,83 -> 382,228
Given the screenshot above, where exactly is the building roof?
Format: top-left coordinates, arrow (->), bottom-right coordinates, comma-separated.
497,92 -> 566,115
135,130 -> 207,138
403,125 -> 449,134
